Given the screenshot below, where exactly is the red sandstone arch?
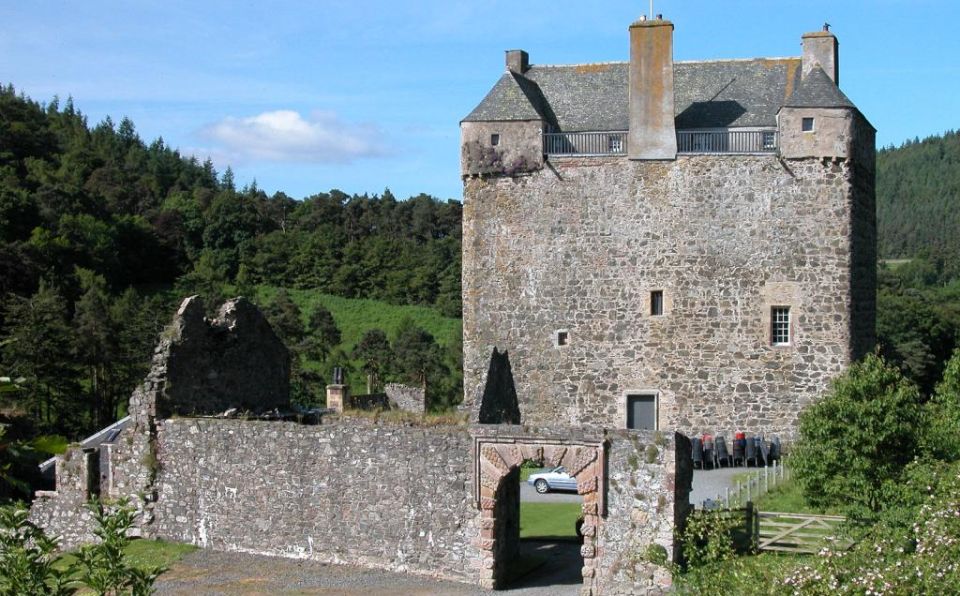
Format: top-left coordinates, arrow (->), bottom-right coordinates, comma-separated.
473,438 -> 605,591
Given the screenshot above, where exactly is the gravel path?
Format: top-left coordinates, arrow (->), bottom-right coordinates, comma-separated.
155,541 -> 584,596
690,467 -> 753,507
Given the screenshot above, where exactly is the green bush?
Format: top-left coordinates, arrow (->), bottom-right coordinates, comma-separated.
791,353 -> 923,519
922,348 -> 960,461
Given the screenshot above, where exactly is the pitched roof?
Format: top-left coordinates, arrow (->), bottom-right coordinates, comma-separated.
781,66 -> 855,109
463,57 -> 818,130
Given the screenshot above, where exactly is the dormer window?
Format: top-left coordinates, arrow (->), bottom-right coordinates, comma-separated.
801,117 -> 815,132
490,133 -> 501,146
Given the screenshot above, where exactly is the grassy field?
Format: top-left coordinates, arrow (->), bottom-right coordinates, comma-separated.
256,286 -> 461,351
753,477 -> 839,515
520,502 -> 581,541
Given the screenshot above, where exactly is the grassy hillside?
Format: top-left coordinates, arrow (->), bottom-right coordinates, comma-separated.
255,286 -> 461,352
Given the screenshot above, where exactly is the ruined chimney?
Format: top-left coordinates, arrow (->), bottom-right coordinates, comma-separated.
801,27 -> 839,84
506,49 -> 529,74
627,17 -> 677,160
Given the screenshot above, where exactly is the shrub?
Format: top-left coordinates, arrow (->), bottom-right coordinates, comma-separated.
0,505 -> 73,595
921,348 -> 960,461
791,353 -> 922,519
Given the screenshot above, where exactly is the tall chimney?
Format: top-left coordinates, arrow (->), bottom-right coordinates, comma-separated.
628,17 -> 676,160
801,27 -> 839,84
506,49 -> 529,74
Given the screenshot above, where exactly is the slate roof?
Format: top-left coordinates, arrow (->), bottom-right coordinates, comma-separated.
462,56 -> 850,131
781,66 -> 855,109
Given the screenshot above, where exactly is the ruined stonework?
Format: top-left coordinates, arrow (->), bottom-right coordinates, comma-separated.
31,295 -> 291,547
31,294 -> 689,594
384,383 -> 427,413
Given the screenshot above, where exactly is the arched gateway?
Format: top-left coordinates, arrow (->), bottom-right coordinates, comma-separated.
473,435 -> 606,591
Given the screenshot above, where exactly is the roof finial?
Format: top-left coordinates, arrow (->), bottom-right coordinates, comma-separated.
823,22 -> 831,32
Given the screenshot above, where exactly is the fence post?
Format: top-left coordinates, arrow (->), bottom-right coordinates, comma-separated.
764,466 -> 769,493
746,477 -> 751,503
725,487 -> 730,509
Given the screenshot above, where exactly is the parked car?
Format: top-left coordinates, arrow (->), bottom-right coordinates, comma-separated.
527,466 -> 577,494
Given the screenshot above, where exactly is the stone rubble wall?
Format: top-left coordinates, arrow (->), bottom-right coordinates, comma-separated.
462,154 -> 875,440
384,383 -> 426,413
151,418 -> 480,583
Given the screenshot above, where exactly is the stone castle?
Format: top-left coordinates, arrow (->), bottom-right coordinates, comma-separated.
29,15 -> 875,596
460,17 -> 875,440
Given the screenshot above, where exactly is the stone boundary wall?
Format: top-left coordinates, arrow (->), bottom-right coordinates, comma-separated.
32,415 -> 690,594
152,419 -> 479,583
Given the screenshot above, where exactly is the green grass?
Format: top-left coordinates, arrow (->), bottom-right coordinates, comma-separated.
31,434 -> 69,455
754,478 -> 839,515
55,538 -> 198,573
256,286 -> 461,352
520,502 -> 582,540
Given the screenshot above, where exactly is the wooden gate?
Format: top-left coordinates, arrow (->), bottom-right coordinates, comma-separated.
757,512 -> 852,553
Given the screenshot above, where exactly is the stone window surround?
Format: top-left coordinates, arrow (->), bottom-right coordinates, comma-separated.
554,328 -> 569,347
490,133 -> 500,146
650,289 -> 664,316
645,287 -> 671,317
802,117 -> 815,132
621,389 -> 661,430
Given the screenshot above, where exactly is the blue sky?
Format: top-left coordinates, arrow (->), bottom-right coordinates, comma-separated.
2,1 -> 957,202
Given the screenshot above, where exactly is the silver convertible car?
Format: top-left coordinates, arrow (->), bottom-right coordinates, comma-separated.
527,466 -> 577,494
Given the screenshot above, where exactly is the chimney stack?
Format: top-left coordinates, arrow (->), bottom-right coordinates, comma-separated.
628,17 -> 677,160
801,27 -> 839,84
506,49 -> 529,74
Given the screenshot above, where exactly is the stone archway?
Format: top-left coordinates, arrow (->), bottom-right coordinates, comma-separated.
473,436 -> 606,591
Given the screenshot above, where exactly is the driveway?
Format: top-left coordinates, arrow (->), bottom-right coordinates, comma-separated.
155,543 -> 584,596
520,480 -> 582,503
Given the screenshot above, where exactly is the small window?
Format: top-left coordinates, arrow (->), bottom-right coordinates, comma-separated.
627,394 -> 658,430
762,131 -> 777,150
556,330 -> 568,346
650,290 -> 664,316
771,306 -> 791,346
608,135 -> 623,153
801,117 -> 815,132
490,133 -> 500,146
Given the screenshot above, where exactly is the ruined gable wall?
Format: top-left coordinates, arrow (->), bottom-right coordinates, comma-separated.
463,154 -> 870,440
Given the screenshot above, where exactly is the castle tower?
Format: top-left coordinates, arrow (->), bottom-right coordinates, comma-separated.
460,19 -> 875,440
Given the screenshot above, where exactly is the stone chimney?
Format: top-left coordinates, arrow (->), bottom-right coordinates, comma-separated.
628,16 -> 677,160
802,25 -> 839,84
506,49 -> 529,74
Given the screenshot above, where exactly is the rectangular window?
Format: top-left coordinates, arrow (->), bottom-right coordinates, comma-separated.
771,306 -> 791,345
801,117 -> 815,132
626,394 -> 658,430
556,330 -> 568,346
490,133 -> 500,146
650,290 -> 664,316
608,134 -> 623,153
762,130 -> 777,150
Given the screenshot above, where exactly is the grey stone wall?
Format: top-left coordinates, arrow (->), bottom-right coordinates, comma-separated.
595,431 -> 691,594
385,383 -> 426,413
461,120 -> 544,177
152,419 -> 479,582
462,153 -> 875,440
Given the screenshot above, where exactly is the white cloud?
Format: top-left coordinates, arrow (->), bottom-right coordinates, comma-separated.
200,109 -> 388,164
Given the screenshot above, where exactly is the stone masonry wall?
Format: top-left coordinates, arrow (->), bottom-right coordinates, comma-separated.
462,154 -> 875,440
152,419 -> 479,583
